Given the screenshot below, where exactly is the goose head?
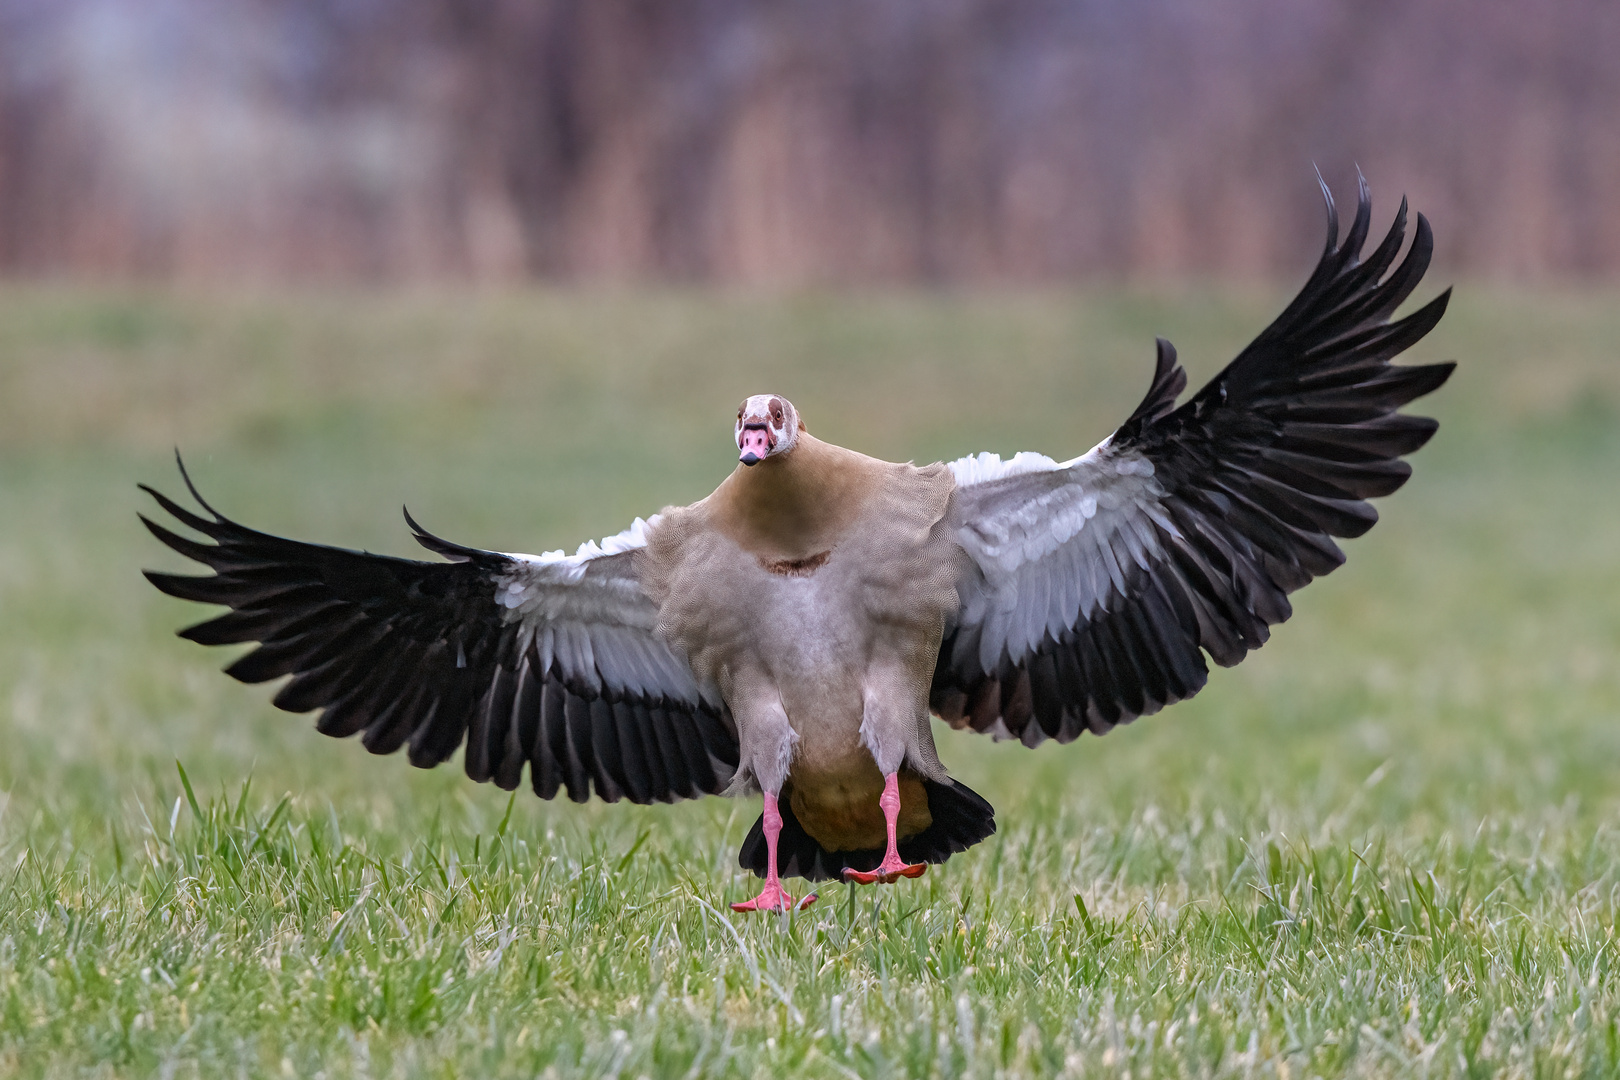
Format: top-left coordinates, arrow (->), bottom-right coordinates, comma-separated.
735,394 -> 803,466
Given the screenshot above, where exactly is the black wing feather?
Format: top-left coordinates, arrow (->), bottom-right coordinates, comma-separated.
142,458 -> 734,804
935,176 -> 1454,744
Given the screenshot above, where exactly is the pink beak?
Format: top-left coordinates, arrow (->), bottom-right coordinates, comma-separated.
739,424 -> 772,465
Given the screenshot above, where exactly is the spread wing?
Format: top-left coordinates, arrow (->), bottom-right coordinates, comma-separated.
141,459 -> 737,803
931,176 -> 1454,746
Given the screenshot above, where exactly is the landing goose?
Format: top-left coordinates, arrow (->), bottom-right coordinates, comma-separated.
143,178 -> 1453,913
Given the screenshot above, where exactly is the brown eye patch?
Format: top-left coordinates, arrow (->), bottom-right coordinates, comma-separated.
769,397 -> 784,423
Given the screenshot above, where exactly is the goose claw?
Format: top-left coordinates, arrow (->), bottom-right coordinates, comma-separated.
842,861 -> 927,885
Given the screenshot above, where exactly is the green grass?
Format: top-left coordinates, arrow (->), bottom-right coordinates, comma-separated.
1,283 -> 1618,1078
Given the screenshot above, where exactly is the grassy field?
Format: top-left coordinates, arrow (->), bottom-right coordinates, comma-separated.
0,281 -> 1618,1078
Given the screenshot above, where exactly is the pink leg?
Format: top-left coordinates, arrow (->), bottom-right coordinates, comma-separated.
843,773 -> 928,885
732,792 -> 818,913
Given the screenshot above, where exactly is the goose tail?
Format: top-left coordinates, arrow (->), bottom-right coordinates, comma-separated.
738,778 -> 996,882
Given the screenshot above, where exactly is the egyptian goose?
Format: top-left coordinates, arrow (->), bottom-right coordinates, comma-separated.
143,179 -> 1453,913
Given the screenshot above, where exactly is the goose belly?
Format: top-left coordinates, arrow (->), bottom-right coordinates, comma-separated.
640,490 -> 960,795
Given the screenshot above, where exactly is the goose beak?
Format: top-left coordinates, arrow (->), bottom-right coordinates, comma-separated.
739,424 -> 772,465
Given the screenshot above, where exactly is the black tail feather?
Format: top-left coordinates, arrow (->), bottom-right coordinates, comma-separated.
739,778 -> 996,882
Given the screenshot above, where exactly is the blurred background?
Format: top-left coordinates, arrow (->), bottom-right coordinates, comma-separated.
2,0 -> 1618,285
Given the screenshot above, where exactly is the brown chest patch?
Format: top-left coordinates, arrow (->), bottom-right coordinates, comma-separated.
789,774 -> 933,852
760,549 -> 831,577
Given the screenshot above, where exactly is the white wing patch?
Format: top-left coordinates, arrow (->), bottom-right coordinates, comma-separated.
948,449 -> 1068,486
500,513 -> 664,583
947,442 -> 1158,489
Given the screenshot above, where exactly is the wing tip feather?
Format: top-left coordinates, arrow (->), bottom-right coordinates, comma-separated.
172,450 -> 226,523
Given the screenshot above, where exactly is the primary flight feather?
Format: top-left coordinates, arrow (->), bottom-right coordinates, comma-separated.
143,178 -> 1453,912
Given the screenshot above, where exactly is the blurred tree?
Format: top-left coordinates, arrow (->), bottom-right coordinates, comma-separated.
0,0 -> 1617,282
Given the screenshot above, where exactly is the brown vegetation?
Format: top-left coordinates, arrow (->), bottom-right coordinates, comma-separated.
1,0 -> 1616,283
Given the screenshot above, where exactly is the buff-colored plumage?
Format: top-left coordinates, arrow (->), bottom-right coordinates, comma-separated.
640,429 -> 958,851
